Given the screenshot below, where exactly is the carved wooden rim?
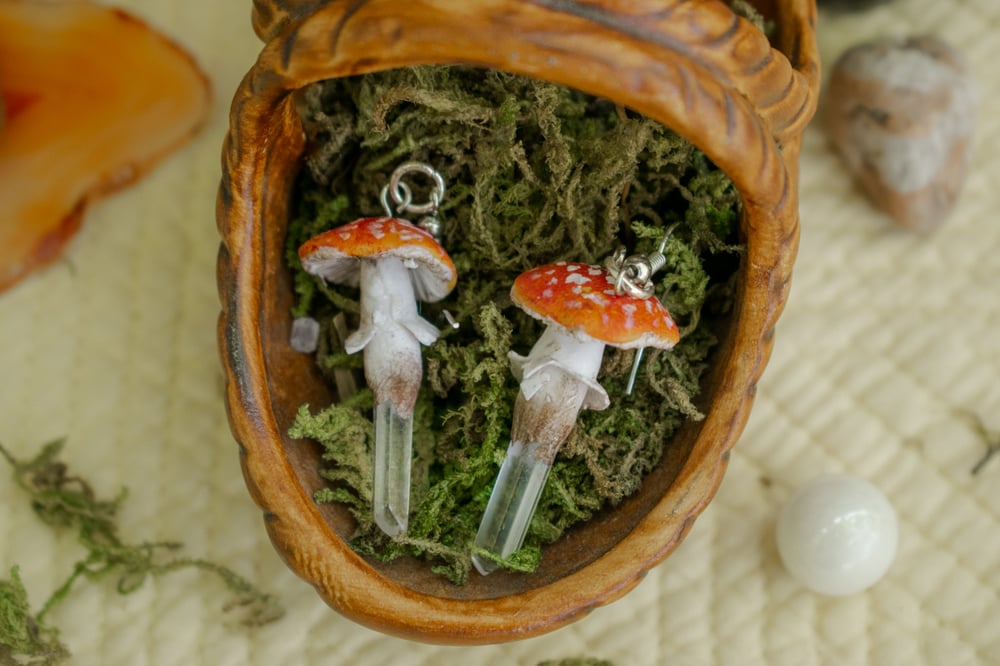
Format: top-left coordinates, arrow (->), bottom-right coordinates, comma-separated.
217,0 -> 818,644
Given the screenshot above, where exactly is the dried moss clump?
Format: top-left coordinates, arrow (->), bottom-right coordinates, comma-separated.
286,66 -> 742,584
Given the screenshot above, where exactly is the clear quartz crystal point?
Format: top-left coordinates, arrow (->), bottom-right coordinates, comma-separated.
373,401 -> 413,537
472,440 -> 553,575
289,316 -> 320,353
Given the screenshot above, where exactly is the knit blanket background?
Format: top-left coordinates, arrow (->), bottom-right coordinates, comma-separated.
1,0 -> 997,663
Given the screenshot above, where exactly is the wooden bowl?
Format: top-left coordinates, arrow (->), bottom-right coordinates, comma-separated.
217,0 -> 819,644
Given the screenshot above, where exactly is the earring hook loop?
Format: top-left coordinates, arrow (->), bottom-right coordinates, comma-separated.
381,161 -> 446,217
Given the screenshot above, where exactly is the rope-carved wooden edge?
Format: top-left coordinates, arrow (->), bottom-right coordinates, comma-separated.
218,0 -> 818,644
251,0 -> 818,146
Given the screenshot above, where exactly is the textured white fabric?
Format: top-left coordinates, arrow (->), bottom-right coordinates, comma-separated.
1,0 -> 998,663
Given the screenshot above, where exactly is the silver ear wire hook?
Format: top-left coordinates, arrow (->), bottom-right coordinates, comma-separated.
381,181 -> 413,218
604,223 -> 679,395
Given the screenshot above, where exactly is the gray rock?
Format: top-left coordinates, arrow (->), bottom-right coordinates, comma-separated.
826,35 -> 978,231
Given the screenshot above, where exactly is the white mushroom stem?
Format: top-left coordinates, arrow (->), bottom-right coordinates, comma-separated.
345,256 -> 440,416
508,326 -> 610,460
343,255 -> 440,537
472,325 -> 609,575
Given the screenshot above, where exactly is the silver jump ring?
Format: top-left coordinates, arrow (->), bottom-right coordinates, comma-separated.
613,256 -> 655,299
388,161 -> 446,216
380,181 -> 413,217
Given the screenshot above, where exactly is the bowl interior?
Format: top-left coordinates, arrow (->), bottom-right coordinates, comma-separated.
254,128 -> 739,599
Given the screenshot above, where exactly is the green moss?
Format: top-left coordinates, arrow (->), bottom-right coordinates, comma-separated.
286,65 -> 743,584
0,567 -> 69,665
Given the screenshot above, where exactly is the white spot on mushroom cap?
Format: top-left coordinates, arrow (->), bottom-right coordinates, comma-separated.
565,273 -> 590,285
397,230 -> 423,242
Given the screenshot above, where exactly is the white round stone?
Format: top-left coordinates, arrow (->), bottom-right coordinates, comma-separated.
776,474 -> 898,596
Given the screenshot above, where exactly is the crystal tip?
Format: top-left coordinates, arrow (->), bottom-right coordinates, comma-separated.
374,505 -> 407,538
471,552 -> 500,576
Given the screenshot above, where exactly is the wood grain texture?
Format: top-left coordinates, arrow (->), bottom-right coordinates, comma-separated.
250,0 -> 325,41
217,0 -> 818,644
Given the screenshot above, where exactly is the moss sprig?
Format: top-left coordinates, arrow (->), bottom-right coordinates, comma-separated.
0,440 -> 284,662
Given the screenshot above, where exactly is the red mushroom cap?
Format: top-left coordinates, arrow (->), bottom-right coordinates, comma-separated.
511,262 -> 679,349
298,216 -> 457,301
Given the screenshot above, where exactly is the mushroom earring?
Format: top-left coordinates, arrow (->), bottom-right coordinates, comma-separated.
298,162 -> 456,538
472,239 -> 679,575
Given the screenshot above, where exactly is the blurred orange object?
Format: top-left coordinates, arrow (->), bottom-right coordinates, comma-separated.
0,1 -> 211,292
